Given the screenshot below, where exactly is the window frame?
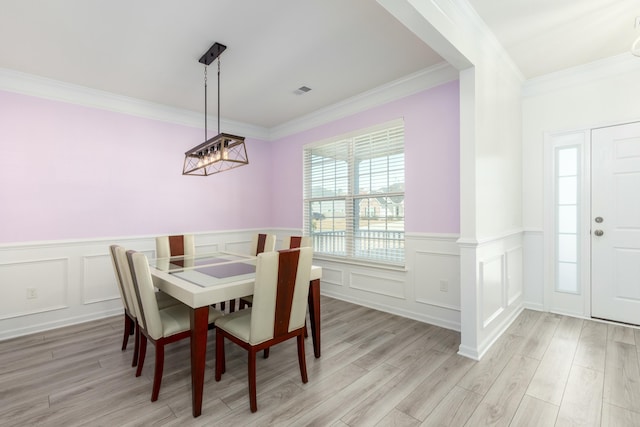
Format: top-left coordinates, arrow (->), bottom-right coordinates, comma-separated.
303,119 -> 405,266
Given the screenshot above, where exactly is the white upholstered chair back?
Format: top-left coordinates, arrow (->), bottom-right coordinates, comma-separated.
249,247 -> 312,345
250,233 -> 276,256
155,234 -> 195,259
126,250 -> 164,340
110,245 -> 137,320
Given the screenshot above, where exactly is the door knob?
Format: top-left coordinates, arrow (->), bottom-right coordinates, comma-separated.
594,230 -> 604,236
595,217 -> 603,223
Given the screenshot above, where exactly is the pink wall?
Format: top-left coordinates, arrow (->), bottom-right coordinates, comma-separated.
270,80 -> 460,233
0,81 -> 459,243
0,90 -> 272,243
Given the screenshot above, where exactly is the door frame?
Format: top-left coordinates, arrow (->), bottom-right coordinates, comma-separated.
543,120 -> 640,319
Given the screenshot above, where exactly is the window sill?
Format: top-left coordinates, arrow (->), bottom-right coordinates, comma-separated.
312,254 -> 407,272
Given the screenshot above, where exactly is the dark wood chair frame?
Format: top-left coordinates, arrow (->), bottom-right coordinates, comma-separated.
215,325 -> 308,412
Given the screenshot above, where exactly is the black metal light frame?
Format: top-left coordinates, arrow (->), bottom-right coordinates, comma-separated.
183,42 -> 248,176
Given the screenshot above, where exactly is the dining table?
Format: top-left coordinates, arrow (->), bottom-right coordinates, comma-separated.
148,251 -> 322,417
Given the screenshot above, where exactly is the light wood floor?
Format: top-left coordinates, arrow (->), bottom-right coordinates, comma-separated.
1,297 -> 640,426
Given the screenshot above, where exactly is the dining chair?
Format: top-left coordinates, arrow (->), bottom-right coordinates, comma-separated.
110,245 -> 182,367
249,233 -> 276,256
282,235 -> 312,250
239,235 -> 308,310
215,247 -> 313,412
108,245 -> 138,358
226,233 -> 276,313
126,249 -> 224,402
155,234 -> 195,260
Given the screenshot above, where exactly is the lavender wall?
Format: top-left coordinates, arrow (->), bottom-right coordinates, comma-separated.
0,90 -> 272,243
0,80 -> 459,244
270,80 -> 460,233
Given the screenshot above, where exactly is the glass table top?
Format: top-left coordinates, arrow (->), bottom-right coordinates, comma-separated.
149,251 -> 258,288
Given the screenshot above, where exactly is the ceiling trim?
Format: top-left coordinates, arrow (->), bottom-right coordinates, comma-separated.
0,67 -> 270,140
523,53 -> 640,98
0,62 -> 459,142
269,61 -> 459,140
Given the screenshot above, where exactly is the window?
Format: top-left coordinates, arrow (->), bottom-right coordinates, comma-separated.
303,121 -> 404,264
554,144 -> 581,294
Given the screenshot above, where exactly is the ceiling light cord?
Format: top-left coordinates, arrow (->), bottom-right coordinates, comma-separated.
217,57 -> 221,135
204,65 -> 208,141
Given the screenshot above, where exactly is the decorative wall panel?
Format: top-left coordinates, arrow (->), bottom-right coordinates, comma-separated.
506,247 -> 523,306
82,254 -> 119,304
350,271 -> 405,299
414,251 -> 460,311
0,258 -> 68,319
480,255 -> 504,328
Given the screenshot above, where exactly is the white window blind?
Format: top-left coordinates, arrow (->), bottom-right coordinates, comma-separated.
303,121 -> 405,264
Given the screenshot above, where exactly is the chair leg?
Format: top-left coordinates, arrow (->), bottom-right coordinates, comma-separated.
215,328 -> 225,381
220,301 -> 226,312
136,334 -> 147,377
263,348 -> 270,359
122,315 -> 132,350
151,342 -> 164,402
239,299 -> 246,310
297,333 -> 308,383
229,299 -> 236,313
132,323 -> 140,367
248,348 -> 258,412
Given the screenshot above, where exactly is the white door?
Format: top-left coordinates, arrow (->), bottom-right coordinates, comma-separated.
591,121 -> 640,325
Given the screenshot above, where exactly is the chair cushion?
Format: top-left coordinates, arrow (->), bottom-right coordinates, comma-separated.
155,291 -> 181,309
215,309 -> 252,343
159,304 -> 224,338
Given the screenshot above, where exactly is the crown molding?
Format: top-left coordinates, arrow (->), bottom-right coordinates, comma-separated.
523,53 -> 640,98
268,62 -> 459,140
447,0 -> 525,83
0,67 -> 270,140
0,62 -> 461,143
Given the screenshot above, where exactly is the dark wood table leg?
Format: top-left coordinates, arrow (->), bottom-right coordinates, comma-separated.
190,306 -> 209,417
307,279 -> 321,358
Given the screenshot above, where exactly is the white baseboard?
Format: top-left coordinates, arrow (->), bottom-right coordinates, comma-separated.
0,308 -> 123,341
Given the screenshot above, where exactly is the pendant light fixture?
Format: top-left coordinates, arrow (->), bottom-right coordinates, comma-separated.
183,42 -> 249,176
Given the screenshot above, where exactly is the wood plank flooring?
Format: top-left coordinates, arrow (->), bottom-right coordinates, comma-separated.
1,297 -> 640,426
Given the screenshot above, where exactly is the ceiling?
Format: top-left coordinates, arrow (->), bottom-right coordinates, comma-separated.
1,0 -> 639,129
468,0 -> 640,78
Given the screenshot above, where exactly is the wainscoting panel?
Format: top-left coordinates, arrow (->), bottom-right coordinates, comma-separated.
506,246 -> 523,306
0,230 -> 260,340
459,230 -> 526,360
0,230 -> 464,340
195,243 -> 220,254
350,270 -> 405,299
523,230 -> 544,310
319,233 -> 461,331
317,265 -> 344,288
224,240 -> 252,255
0,257 -> 68,320
82,253 -> 120,305
480,255 -> 505,328
414,251 -> 460,311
